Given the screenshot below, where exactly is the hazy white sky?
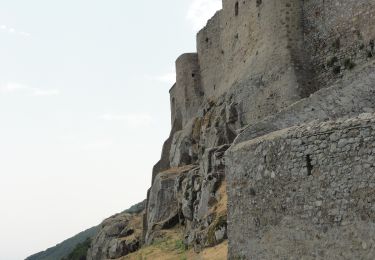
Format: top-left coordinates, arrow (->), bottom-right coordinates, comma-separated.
0,0 -> 221,259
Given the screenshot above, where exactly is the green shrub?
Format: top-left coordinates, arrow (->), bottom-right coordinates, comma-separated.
174,240 -> 186,253
61,237 -> 91,260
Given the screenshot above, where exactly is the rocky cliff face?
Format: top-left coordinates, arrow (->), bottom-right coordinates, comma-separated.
87,201 -> 146,260
145,95 -> 238,250
143,0 -> 375,258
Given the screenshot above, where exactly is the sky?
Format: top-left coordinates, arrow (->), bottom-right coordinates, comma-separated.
0,0 -> 222,259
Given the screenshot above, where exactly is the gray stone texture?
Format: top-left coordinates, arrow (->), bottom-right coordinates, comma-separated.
87,212 -> 142,260
227,114 -> 375,259
235,62 -> 375,145
144,0 -> 375,257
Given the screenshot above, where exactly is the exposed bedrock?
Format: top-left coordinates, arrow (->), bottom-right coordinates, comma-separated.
87,204 -> 145,260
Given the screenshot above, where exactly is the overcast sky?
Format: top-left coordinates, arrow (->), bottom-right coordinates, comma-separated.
0,1 -> 222,259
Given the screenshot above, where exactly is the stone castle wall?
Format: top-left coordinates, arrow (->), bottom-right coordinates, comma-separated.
170,53 -> 203,128
145,0 -> 375,256
198,0 -> 308,99
303,0 -> 375,88
227,114 -> 375,259
171,0 -> 313,128
234,62 -> 375,145
169,0 -> 375,129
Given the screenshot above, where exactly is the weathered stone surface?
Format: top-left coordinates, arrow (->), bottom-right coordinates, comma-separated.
145,144 -> 229,250
144,0 -> 375,257
235,63 -> 375,145
87,208 -> 144,260
227,114 -> 375,259
145,165 -> 195,244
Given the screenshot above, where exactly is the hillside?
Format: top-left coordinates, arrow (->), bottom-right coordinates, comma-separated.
26,226 -> 98,260
27,201 -> 146,260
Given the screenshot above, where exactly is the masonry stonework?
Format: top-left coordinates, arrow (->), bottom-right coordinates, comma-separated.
169,1 -> 375,134
227,114 -> 375,259
303,0 -> 375,88
144,0 -> 375,257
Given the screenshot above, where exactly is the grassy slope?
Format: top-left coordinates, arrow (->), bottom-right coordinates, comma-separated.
121,182 -> 228,260
121,228 -> 227,260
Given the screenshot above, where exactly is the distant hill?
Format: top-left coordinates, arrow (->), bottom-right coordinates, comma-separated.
26,200 -> 146,260
25,226 -> 99,260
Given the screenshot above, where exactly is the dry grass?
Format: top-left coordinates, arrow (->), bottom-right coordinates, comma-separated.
187,241 -> 228,260
211,180 -> 227,217
119,227 -> 227,260
119,213 -> 143,242
122,171 -> 229,259
159,165 -> 197,176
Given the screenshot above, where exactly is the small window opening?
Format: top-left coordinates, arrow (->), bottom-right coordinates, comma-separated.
192,73 -> 195,78
306,155 -> 313,176
235,2 -> 239,16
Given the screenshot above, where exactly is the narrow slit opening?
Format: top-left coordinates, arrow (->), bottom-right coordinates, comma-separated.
306,155 -> 313,176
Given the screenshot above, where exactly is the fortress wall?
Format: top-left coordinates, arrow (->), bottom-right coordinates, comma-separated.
196,10 -> 223,99
195,0 -> 318,124
171,53 -> 203,127
234,63 -> 375,145
227,114 -> 375,259
303,0 -> 375,88
198,0 -> 302,98
170,0 -> 375,131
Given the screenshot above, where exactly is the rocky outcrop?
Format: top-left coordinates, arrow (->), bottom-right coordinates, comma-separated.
144,93 -> 239,250
145,165 -> 195,243
87,202 -> 145,260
